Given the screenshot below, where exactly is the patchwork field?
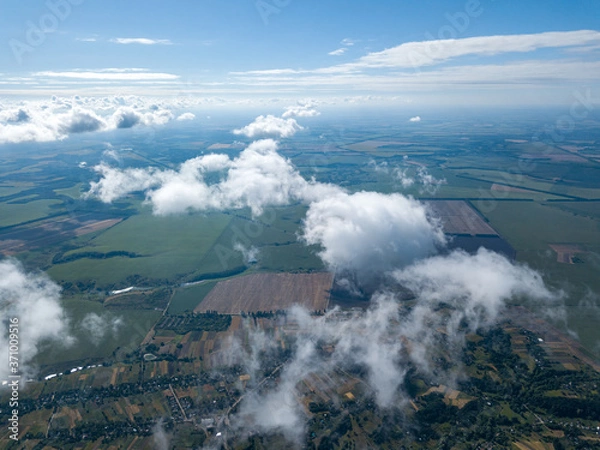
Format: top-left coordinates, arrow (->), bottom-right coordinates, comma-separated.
425,200 -> 498,236
194,272 -> 334,314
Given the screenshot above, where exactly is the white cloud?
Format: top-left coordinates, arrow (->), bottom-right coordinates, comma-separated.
176,112 -> 196,121
80,313 -> 123,345
328,48 -> 347,56
226,248 -> 561,443
334,30 -> 600,71
0,97 -> 180,144
0,259 -> 72,381
392,248 -> 563,371
233,115 -> 303,138
302,191 -> 445,287
0,106 -> 106,144
409,115 -> 421,122
110,38 -> 172,45
85,163 -> 165,203
394,168 -> 415,188
416,166 -> 446,194
282,100 -> 320,118
234,243 -> 259,265
152,419 -> 171,450
226,31 -> 600,101
33,70 -> 179,81
88,138 -> 342,216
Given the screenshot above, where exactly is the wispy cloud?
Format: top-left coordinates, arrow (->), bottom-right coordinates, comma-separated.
331,29 -> 600,72
76,37 -> 97,42
231,30 -> 600,92
110,37 -> 172,45
328,48 -> 347,56
33,70 -> 179,81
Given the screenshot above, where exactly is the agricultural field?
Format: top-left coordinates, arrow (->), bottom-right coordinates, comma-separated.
194,272 -> 334,314
425,200 -> 498,236
1,110 -> 600,449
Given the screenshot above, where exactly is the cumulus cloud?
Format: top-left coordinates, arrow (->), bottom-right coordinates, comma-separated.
282,100 -> 320,118
87,139 -> 342,216
394,168 -> 415,188
391,248 -> 562,375
0,259 -> 72,381
233,115 -> 303,138
409,115 -> 421,122
110,106 -> 174,129
0,97 -> 177,144
302,191 -> 445,287
85,164 -> 165,203
0,107 -> 106,144
393,166 -> 446,194
176,112 -> 196,121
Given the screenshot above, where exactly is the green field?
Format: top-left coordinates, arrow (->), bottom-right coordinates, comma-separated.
34,297 -> 161,368
169,281 -> 218,314
0,198 -> 62,227
48,211 -> 233,288
475,201 -> 600,252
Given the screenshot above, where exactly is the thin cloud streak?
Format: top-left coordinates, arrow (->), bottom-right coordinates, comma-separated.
110,37 -> 172,45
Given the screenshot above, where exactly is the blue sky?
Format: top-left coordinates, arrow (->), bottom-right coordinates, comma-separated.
1,0 -> 599,105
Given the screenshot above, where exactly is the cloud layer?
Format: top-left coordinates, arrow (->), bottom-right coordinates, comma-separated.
233,115 -> 303,139
87,138 -> 342,216
225,248 -> 560,443
0,96 -> 191,144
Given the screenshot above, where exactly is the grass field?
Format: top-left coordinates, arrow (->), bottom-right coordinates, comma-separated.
0,198 -> 62,227
169,281 -> 218,314
456,168 -> 600,199
474,201 -> 600,252
54,183 -> 84,199
48,211 -> 233,288
33,298 -> 161,369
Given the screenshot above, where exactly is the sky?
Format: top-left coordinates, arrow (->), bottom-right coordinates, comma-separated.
0,0 -> 599,106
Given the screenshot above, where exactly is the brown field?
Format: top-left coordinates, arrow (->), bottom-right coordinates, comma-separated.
514,441 -> 552,450
425,200 -> 498,236
194,272 -> 334,314
549,244 -> 584,264
0,239 -> 25,254
74,218 -> 123,236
